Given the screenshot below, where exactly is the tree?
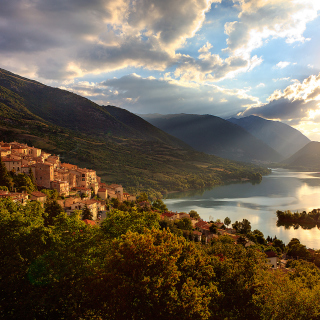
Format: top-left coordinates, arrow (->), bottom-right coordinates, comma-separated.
232,219 -> 251,234
152,199 -> 167,212
28,167 -> 36,186
89,229 -> 219,319
13,173 -> 37,193
82,204 -> 93,220
44,200 -> 64,226
174,217 -> 192,231
209,224 -> 218,234
137,192 -> 148,202
100,209 -> 160,239
0,157 -> 13,190
224,217 -> 231,227
189,210 -> 200,220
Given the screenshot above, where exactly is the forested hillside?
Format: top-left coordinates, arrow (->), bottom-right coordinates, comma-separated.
0,68 -> 269,198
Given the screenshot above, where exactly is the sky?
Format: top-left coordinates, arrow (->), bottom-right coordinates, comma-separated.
1,0 -> 320,140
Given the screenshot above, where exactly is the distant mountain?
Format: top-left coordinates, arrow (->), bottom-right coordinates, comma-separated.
0,68 -> 187,149
281,141 -> 320,170
139,113 -> 282,163
228,115 -> 310,158
0,68 -> 269,195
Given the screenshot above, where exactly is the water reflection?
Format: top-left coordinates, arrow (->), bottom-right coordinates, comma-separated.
164,169 -> 320,249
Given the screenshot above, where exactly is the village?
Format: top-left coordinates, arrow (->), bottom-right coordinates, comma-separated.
0,141 -> 136,220
0,141 -> 299,270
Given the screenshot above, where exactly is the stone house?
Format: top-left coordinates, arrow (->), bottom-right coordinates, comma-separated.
0,190 -> 29,205
2,155 -> 22,173
106,184 -> 123,201
97,187 -> 108,200
265,251 -> 279,269
35,162 -> 54,188
27,146 -> 42,157
50,180 -> 70,196
30,191 -> 47,203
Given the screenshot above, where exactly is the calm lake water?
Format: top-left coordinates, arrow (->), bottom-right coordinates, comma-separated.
163,169 -> 320,249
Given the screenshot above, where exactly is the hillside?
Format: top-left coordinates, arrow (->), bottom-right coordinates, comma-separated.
228,115 -> 310,158
280,141 -> 320,170
139,113 -> 281,163
0,68 -> 269,197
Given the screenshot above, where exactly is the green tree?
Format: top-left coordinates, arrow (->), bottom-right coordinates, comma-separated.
174,217 -> 192,231
0,157 -> 13,190
89,229 -> 219,319
28,167 -> 36,186
209,224 -> 218,234
82,204 -> 93,220
152,199 -> 168,212
189,210 -> 200,220
44,200 -> 64,226
224,217 -> 231,227
100,209 -> 160,239
13,173 -> 37,193
137,192 -> 148,202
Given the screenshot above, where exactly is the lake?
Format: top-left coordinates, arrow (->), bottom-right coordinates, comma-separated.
163,169 -> 320,249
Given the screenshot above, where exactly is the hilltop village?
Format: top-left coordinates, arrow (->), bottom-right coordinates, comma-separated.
1,141 -> 251,251
0,141 -> 136,220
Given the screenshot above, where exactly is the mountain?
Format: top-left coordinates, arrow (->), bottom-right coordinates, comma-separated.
228,115 -> 310,159
139,113 -> 282,163
280,141 -> 320,170
0,68 -> 269,196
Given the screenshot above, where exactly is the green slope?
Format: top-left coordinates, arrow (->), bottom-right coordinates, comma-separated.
0,68 -> 270,198
140,113 -> 282,163
280,141 -> 320,171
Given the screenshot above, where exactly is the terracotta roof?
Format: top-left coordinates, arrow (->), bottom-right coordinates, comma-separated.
265,251 -> 278,258
83,219 -> 96,226
31,191 -> 47,198
98,188 -> 107,192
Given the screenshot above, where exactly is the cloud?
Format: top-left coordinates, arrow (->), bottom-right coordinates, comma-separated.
224,0 -> 320,57
275,61 -> 291,69
240,72 -> 320,122
0,0 -> 220,80
61,74 -> 260,117
256,83 -> 265,88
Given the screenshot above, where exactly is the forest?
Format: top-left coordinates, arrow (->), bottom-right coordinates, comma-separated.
1,196 -> 320,320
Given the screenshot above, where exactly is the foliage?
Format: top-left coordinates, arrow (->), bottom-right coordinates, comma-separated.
82,204 -> 93,220
13,173 -> 37,193
40,189 -> 58,200
100,209 -> 160,239
224,216 -> 231,227
0,157 -> 13,190
189,210 -> 200,220
151,198 -> 168,212
276,209 -> 320,229
232,219 -> 252,234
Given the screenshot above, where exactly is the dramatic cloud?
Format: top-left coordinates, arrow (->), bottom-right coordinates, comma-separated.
61,74 -> 260,117
224,0 -> 320,57
0,0 -> 219,80
240,73 -> 320,138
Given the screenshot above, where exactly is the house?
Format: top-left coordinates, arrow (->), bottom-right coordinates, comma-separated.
97,187 -> 108,200
0,190 -> 29,205
34,162 -> 54,188
265,250 -> 279,269
50,180 -> 70,196
162,211 -> 180,220
30,191 -> 47,203
106,184 -> 123,201
1,155 -> 22,173
193,230 -> 202,241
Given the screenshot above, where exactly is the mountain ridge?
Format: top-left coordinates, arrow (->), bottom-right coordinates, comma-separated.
140,113 -> 282,163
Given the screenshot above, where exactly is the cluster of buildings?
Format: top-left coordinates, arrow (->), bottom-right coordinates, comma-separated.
0,141 -> 135,219
160,211 -> 238,243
